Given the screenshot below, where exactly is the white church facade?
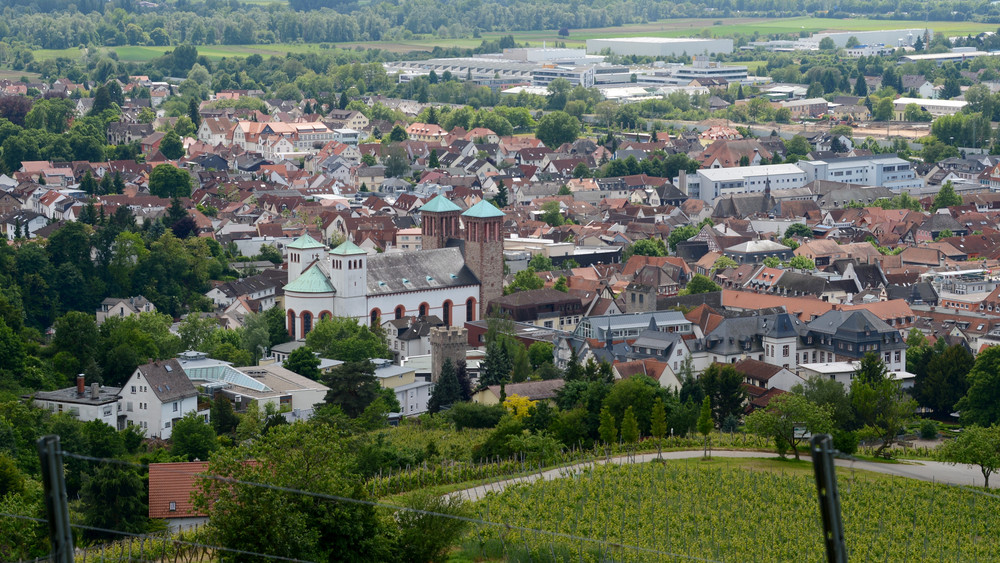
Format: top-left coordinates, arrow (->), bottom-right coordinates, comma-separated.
283,196 -> 505,338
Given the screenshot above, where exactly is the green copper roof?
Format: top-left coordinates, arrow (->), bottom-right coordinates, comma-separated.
462,199 -> 505,218
330,240 -> 366,256
284,266 -> 335,294
286,233 -> 324,250
419,194 -> 462,213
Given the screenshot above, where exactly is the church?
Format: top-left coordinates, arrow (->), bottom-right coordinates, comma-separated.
283,195 -> 505,339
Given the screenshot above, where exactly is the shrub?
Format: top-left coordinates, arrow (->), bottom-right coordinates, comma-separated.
833,430 -> 858,455
449,402 -> 505,431
919,420 -> 938,440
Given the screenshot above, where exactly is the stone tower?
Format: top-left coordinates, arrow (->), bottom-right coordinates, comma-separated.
430,326 -> 468,383
419,194 -> 462,250
461,199 -> 505,319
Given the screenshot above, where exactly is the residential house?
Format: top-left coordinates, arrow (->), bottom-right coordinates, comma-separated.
30,375 -> 122,427
96,296 -> 157,324
120,359 -> 199,439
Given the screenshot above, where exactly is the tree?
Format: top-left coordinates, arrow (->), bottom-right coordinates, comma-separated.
956,346 -> 1000,426
428,358 -> 461,413
854,75 -> 869,97
393,491 -> 469,563
148,164 -> 192,198
195,423 -> 388,562
505,267 -> 545,294
159,130 -> 184,160
539,200 -> 565,226
321,360 -> 381,417
700,363 -> 747,424
650,397 -> 667,452
188,97 -> 202,130
685,274 -> 721,295
553,276 -> 568,293
667,225 -> 698,252
305,316 -> 391,362
711,255 -> 738,272
210,396 -> 239,436
793,376 -> 852,429
535,111 -> 580,147
621,406 -> 640,445
785,223 -> 812,238
746,394 -> 833,460
384,146 -> 410,178
388,124 -> 408,142
850,353 -> 916,457
629,238 -> 668,258
819,37 -> 836,50
788,255 -> 815,270
932,180 -> 962,211
428,148 -> 439,168
493,179 -> 508,208
937,425 -> 1000,488
916,343 -> 973,415
528,253 -> 553,271
171,411 -> 218,461
698,396 -> 713,459
479,340 -> 512,387
598,406 -> 617,448
283,346 -> 321,380
873,97 -> 893,121
80,465 -> 149,540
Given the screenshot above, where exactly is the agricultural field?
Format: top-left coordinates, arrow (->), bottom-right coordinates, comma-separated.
462,458 -> 1000,562
28,16 -> 1000,63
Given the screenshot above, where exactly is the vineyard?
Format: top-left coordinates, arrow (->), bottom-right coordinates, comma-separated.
462,459 -> 1000,562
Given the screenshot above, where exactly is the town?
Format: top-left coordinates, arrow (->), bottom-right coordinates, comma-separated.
3,7 -> 1000,561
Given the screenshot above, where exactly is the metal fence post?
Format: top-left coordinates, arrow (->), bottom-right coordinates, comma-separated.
37,435 -> 74,563
811,434 -> 848,563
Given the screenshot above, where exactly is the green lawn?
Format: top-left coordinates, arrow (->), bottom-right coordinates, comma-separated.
29,16 -> 1000,63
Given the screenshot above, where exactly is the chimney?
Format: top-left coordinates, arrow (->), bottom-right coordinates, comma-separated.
91,383 -> 100,400
76,374 -> 85,396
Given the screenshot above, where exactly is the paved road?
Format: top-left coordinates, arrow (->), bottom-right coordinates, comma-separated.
448,450 -> 996,503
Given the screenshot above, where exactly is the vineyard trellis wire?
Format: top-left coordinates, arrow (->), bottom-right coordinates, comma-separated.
6,446 -> 730,563
9,436 -> 999,563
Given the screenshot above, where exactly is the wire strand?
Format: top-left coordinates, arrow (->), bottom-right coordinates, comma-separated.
0,510 -> 314,563
61,451 -> 724,563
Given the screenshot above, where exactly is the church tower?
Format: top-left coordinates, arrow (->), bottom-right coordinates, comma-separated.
461,200 -> 505,319
329,240 -> 368,320
419,194 -> 462,250
285,234 -> 326,284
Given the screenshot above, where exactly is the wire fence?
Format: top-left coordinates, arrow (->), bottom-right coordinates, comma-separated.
6,438 -> 1000,563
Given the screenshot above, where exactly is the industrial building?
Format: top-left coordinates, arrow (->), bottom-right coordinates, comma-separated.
586,37 -> 734,57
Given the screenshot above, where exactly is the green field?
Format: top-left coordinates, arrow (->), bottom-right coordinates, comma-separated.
462,458 -> 1000,562
28,16 -> 1000,63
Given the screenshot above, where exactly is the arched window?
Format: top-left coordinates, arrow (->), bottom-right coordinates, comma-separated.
466,298 -> 476,322
442,300 -> 452,326
319,310 -> 332,321
287,310 -> 296,337
370,309 -> 381,327
419,303 -> 429,317
395,305 -> 405,320
301,312 -> 312,338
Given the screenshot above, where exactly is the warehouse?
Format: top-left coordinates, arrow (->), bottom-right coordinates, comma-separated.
586,37 -> 734,58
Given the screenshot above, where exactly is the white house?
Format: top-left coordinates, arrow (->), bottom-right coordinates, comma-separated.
121,359 -> 199,439
30,375 -> 122,427
96,296 -> 156,324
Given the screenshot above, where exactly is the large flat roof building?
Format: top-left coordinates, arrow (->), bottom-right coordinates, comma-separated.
586,37 -> 734,58
796,154 -> 923,192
